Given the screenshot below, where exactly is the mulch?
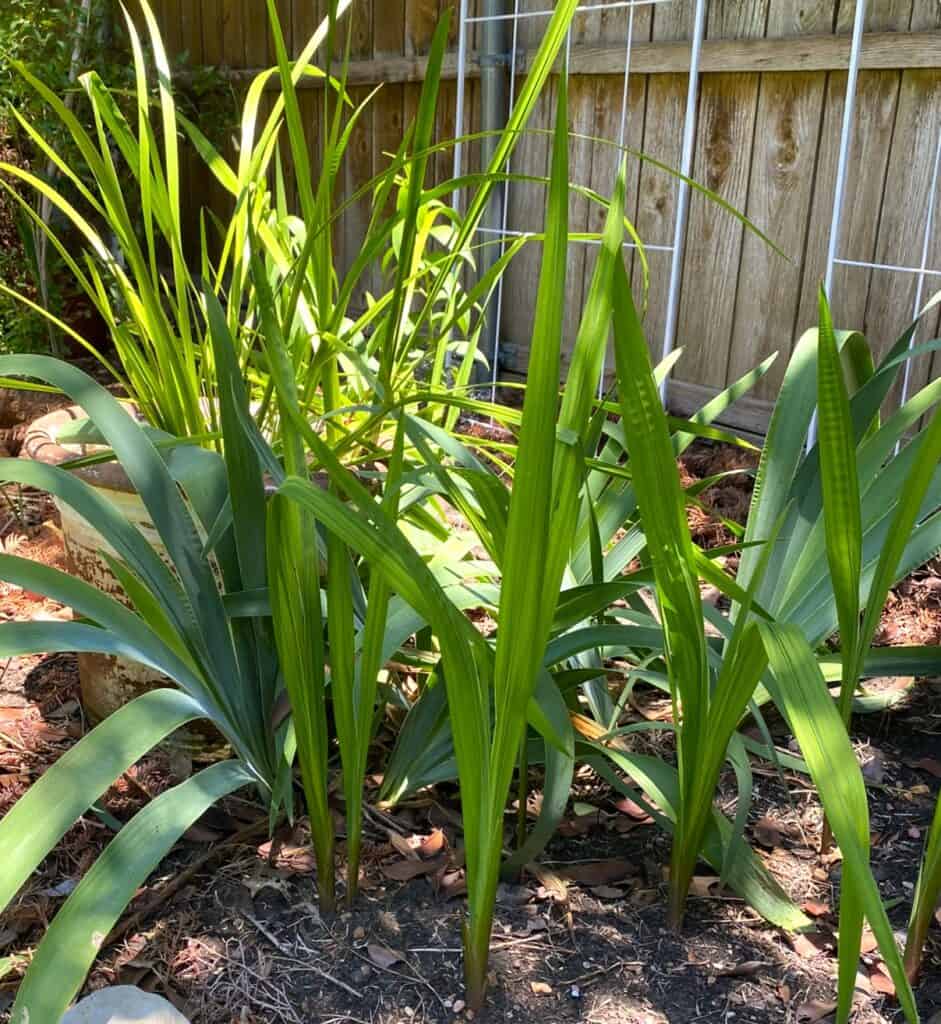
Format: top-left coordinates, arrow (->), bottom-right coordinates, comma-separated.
0,441 -> 938,1024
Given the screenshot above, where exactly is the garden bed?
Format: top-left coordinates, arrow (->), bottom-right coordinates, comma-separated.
1,445 -> 939,1024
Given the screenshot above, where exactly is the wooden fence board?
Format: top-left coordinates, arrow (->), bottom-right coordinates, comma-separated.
499,0 -> 554,375
675,71 -> 763,392
863,70 -> 941,407
579,4 -> 652,370
795,69 -> 902,334
632,73 -> 686,365
911,0 -> 941,29
835,0 -> 914,32
727,71 -> 826,396
672,0 -> 767,392
150,0 -> 940,429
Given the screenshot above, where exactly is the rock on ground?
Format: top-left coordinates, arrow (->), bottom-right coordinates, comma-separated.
60,987 -> 190,1024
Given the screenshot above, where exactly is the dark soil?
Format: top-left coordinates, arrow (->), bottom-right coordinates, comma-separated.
1,444 -> 939,1024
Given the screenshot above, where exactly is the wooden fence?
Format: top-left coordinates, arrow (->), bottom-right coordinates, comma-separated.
150,0 -> 941,432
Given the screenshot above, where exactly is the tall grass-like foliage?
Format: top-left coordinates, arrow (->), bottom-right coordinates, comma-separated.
249,0 -> 583,921
813,288 -> 941,1014
0,3 -> 209,436
603,277 -> 926,1023
607,248 -> 777,926
262,64 -> 637,1006
0,358 -> 284,1022
906,791 -> 941,981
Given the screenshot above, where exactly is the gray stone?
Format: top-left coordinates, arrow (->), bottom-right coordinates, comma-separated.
61,987 -> 190,1024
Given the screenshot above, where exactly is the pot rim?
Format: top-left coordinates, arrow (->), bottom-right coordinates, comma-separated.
21,405 -> 139,494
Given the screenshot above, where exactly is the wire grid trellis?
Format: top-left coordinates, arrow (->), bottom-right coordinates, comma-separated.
815,0 -> 941,445
451,0 -> 708,402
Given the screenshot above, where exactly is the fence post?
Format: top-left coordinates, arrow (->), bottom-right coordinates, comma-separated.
659,0 -> 707,404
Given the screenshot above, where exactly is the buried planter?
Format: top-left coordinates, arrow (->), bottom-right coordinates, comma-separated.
21,405 -> 222,754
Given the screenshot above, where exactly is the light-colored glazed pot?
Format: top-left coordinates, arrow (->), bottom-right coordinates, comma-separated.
21,405 -> 219,753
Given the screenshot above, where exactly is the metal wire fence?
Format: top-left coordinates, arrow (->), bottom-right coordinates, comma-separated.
451,0 -> 940,426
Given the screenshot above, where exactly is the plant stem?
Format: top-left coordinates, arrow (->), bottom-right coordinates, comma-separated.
313,829 -> 336,915
903,921 -> 927,983
515,736 -> 528,854
667,842 -> 691,930
463,908 -> 494,1011
345,806 -> 361,906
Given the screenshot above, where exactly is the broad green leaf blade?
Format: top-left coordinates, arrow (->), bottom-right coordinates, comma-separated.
760,622 -> 918,1024
905,793 -> 941,980
578,737 -> 810,930
0,689 -> 203,913
816,288 -> 863,721
11,760 -> 249,1024
0,554 -> 211,706
0,357 -> 237,690
610,246 -> 709,923
267,492 -> 335,906
503,672 -> 576,871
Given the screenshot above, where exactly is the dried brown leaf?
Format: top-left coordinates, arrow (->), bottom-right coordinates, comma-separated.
869,967 -> 895,997
418,829 -> 446,858
714,961 -> 767,978
560,859 -> 636,886
381,853 -> 447,882
790,932 -> 829,960
614,797 -> 652,822
590,885 -> 625,900
688,876 -> 722,899
367,943 -> 405,970
795,999 -> 837,1022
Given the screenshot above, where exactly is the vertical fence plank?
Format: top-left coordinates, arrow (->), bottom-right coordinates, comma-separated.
498,0 -> 553,376
835,0 -> 914,31
672,0 -> 768,394
727,72 -> 826,396
339,2 -> 375,309
863,70 -> 941,408
579,4 -> 652,371
197,0 -> 230,237
557,8 -> 600,360
725,2 -> 831,395
294,0 -> 324,226
370,0 -> 406,303
634,3 -> 691,363
798,0 -> 913,346
404,0 -> 440,130
795,68 -> 901,334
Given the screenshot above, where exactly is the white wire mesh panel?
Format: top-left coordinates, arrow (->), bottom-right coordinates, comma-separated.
807,0 -> 941,444
452,0 -> 707,399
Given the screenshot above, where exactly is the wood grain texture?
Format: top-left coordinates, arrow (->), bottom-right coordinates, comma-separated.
727,71 -> 826,397
862,69 -> 941,408
673,71 -> 762,391
213,30 -> 941,88
144,0 -> 941,425
577,4 -> 652,370
767,0 -> 837,37
795,69 -> 902,334
158,0 -> 183,63
666,378 -> 775,437
632,73 -> 686,365
911,0 -> 941,30
497,0 -> 554,376
338,0 -> 376,306
835,0 -> 914,32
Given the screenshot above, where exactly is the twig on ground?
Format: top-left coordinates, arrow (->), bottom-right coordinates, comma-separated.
235,901 -> 364,1001
104,819 -> 269,950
